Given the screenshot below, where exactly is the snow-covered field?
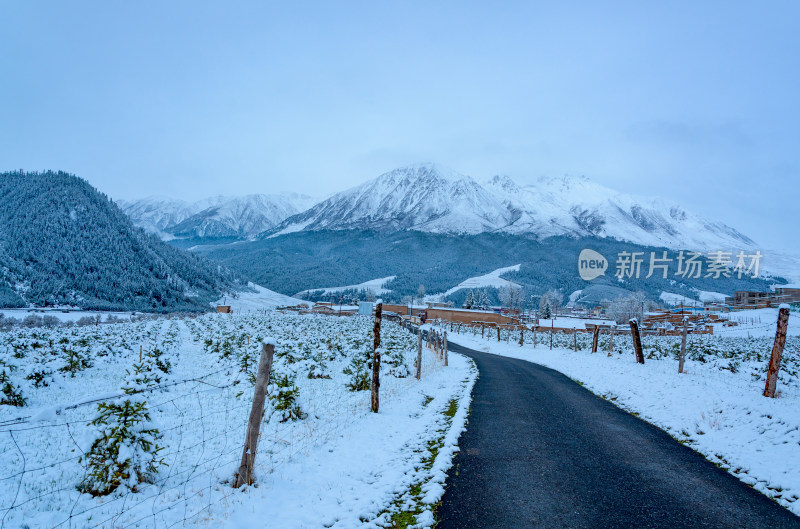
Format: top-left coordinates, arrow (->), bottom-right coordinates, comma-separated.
0,312 -> 474,528
440,321 -> 800,515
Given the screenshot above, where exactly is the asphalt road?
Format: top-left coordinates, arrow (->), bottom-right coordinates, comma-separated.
436,342 -> 800,529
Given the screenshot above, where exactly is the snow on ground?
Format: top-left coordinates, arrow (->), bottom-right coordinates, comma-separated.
659,289 -> 728,306
660,292 -> 703,307
430,264 -> 521,300
295,276 -> 397,298
443,326 -> 800,515
226,353 -> 476,529
712,307 -> 800,338
695,289 -> 728,303
0,312 -> 474,529
214,282 -> 306,311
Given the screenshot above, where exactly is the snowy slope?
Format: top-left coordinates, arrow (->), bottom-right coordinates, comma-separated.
213,283 -> 306,311
121,193 -> 315,239
116,196 -> 196,239
267,163 -> 757,254
430,264 -> 521,300
295,276 -> 397,298
269,163 -> 513,236
484,174 -> 756,251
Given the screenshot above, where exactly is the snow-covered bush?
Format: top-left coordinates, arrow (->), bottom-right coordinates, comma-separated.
343,350 -> 371,391
0,364 -> 26,407
78,396 -> 165,496
269,373 -> 307,422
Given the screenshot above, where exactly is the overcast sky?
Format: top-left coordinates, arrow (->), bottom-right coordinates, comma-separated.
1,1 -> 798,249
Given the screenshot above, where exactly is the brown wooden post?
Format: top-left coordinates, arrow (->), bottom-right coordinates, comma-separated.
416,329 -> 423,380
764,306 -> 790,398
444,331 -> 448,367
497,327 -> 500,342
591,326 -> 600,353
371,302 -> 382,413
481,325 -> 484,338
573,329 -> 577,352
519,328 -> 524,346
549,328 -> 553,350
630,319 -> 645,364
234,342 -> 275,488
678,317 -> 689,373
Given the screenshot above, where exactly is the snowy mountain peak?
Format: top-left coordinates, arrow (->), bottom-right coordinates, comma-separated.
268,163 -> 758,252
121,192 -> 315,239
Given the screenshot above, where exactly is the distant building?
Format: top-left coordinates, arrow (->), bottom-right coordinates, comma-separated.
774,285 -> 800,304
733,291 -> 774,308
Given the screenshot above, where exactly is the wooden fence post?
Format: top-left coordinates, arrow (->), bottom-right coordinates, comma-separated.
519,328 -> 524,346
573,330 -> 577,352
371,303 -> 382,413
444,331 -> 448,366
764,306 -> 790,398
591,326 -> 599,353
234,342 -> 275,488
549,328 -> 553,350
497,327 -> 500,342
481,325 -> 484,338
678,317 -> 689,373
630,319 -> 645,364
416,329 -> 423,380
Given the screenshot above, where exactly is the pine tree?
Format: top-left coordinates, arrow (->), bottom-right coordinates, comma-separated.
269,373 -> 307,422
78,356 -> 166,496
78,396 -> 165,496
463,290 -> 474,309
0,365 -> 25,407
478,290 -> 490,309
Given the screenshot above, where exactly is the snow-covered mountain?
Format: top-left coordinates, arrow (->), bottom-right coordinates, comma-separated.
267,163 -> 755,252
120,193 -> 315,239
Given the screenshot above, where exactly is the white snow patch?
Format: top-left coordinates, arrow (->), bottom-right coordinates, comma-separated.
295,276 -> 397,298
431,264 -> 521,300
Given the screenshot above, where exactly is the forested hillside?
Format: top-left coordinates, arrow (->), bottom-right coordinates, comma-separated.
0,170 -> 244,311
197,230 -> 781,303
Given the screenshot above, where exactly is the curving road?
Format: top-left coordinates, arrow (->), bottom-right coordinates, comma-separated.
436,342 -> 800,529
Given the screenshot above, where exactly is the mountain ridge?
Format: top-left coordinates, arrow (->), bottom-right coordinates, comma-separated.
120,192 -> 315,240
265,163 -> 756,253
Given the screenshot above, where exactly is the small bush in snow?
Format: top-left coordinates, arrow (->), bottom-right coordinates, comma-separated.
78,397 -> 165,496
269,373 -> 307,422
342,350 -> 371,391
0,366 -> 26,407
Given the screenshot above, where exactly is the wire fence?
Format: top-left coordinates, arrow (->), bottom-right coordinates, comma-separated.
0,314 -> 443,529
